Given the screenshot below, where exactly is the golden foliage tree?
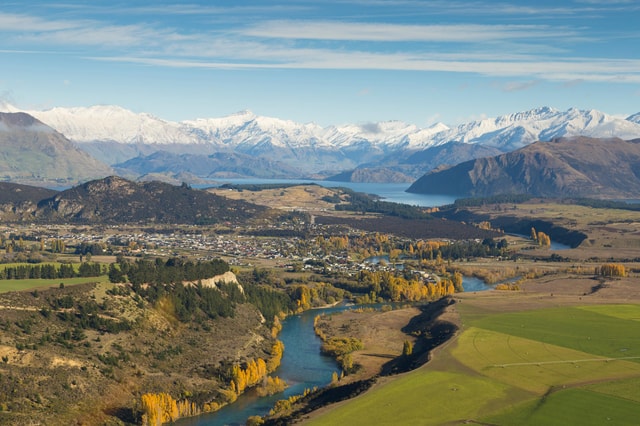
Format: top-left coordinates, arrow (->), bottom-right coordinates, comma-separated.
257,376 -> 288,396
140,393 -> 178,426
596,263 -> 626,277
452,271 -> 464,292
267,340 -> 285,373
230,358 -> 269,395
536,231 -> 551,247
402,340 -> 413,356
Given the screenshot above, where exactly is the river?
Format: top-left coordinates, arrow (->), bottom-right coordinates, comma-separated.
175,304 -> 349,426
175,277 -> 489,426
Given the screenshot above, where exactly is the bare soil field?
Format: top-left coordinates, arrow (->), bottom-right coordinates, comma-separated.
456,275 -> 640,313
207,185 -> 343,212
314,307 -> 422,381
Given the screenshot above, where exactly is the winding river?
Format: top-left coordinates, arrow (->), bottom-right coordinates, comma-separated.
175,277 -> 491,426
175,303 -> 351,426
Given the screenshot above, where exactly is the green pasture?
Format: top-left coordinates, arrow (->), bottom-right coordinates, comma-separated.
577,304 -> 640,322
483,388 -> 640,426
467,306 -> 640,360
305,370 -> 529,426
583,376 -> 640,402
452,327 -> 640,394
0,275 -> 110,293
305,303 -> 640,425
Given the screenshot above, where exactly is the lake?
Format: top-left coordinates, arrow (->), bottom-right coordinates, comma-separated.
205,178 -> 460,207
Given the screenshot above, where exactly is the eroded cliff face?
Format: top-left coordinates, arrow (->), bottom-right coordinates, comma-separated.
188,271 -> 243,292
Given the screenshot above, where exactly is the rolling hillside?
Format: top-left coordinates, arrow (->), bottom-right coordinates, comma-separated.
407,137 -> 640,199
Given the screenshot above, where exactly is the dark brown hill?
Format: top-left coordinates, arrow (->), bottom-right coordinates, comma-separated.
0,182 -> 58,204
0,112 -> 113,185
407,137 -> 640,199
33,176 -> 268,224
0,182 -> 59,222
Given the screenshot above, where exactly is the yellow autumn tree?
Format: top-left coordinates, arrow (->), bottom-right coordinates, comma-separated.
452,271 -> 464,292
596,263 -> 626,277
267,340 -> 285,372
140,393 -> 178,426
536,231 -> 551,247
257,376 -> 288,396
403,340 -> 413,356
231,357 -> 270,395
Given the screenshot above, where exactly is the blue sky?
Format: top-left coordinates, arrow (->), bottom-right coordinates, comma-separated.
1,0 -> 639,126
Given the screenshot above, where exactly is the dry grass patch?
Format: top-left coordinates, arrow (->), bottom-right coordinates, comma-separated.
208,185 -> 343,212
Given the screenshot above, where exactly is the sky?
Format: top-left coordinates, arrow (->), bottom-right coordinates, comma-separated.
1,0 -> 639,127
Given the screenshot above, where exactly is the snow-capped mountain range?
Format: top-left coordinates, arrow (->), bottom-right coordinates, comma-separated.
1,102 -> 640,181
3,103 -> 637,150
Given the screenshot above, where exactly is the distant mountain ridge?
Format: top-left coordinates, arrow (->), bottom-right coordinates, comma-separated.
407,137 -> 640,199
2,103 -> 640,182
7,104 -> 639,150
0,112 -> 113,185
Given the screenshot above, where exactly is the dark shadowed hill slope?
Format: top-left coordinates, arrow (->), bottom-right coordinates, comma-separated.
0,112 -> 113,185
0,182 -> 58,204
33,176 -> 268,224
407,137 -> 640,199
114,150 -> 304,179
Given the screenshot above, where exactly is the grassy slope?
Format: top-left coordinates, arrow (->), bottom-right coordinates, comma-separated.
304,302 -> 640,425
0,275 -> 110,293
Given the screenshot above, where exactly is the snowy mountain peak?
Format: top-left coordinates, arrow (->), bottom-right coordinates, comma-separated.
626,112 -> 640,124
3,103 -> 640,156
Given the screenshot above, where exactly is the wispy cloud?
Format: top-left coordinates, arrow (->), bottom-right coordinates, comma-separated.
2,7 -> 640,85
0,12 -> 76,32
241,21 -> 576,42
0,12 -> 177,48
96,51 -> 640,83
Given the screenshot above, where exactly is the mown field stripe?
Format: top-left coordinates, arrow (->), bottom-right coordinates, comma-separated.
493,355 -> 640,368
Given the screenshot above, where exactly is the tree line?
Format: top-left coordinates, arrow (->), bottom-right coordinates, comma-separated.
0,262 -> 103,280
111,257 -> 229,287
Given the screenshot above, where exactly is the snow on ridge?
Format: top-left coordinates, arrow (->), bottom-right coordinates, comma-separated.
22,104 -> 199,145
626,112 -> 640,124
2,103 -> 640,151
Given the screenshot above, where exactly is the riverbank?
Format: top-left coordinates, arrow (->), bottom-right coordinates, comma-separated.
261,297 -> 458,424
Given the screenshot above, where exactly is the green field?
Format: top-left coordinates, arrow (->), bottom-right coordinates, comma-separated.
305,303 -> 640,425
469,307 -> 640,360
0,275 -> 110,293
484,388 -> 640,426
